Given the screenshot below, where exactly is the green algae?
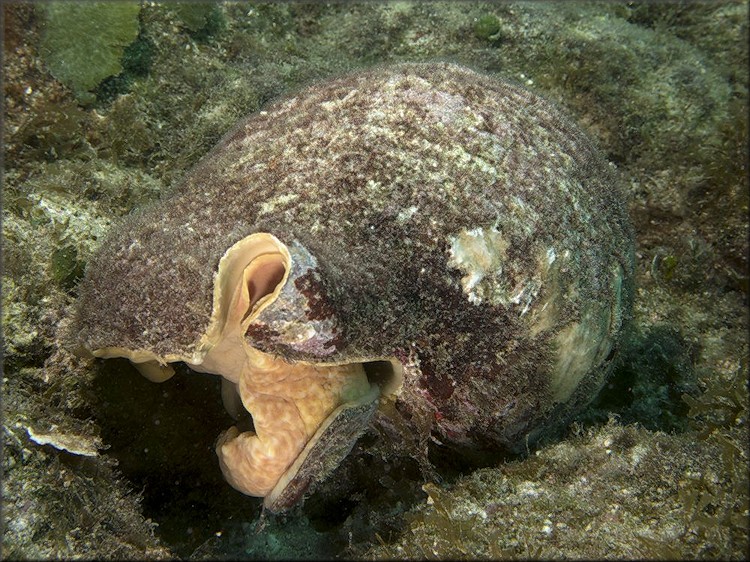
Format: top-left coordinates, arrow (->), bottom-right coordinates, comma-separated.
95,34 -> 157,104
473,14 -> 502,41
172,1 -> 226,39
50,245 -> 85,290
39,1 -> 141,103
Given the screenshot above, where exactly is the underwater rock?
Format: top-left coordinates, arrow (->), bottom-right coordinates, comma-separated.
71,62 -> 634,511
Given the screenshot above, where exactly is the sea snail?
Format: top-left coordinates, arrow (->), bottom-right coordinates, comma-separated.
72,62 -> 634,511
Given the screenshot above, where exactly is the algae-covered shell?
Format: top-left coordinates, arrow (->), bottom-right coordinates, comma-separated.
72,62 -> 634,510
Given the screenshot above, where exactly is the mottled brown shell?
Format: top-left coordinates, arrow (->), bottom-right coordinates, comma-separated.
74,62 -> 633,465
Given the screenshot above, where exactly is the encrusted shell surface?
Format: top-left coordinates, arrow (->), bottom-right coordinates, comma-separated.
73,62 -> 634,504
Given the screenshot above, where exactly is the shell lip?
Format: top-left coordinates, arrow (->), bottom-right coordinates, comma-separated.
263,383 -> 381,512
84,232 -> 405,508
87,232 -> 292,368
87,231 -> 405,397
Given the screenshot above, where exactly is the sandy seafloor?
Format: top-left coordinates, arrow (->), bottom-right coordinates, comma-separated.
2,2 -> 748,560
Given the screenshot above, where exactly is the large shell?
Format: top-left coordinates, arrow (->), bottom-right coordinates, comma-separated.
72,62 -> 634,510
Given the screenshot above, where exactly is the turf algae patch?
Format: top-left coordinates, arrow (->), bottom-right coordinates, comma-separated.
365,420 -> 748,560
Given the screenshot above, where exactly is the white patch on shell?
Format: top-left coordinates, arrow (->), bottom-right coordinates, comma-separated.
447,227 -> 508,305
549,263 -> 625,402
547,247 -> 556,265
397,205 -> 419,222
550,307 -> 611,403
320,89 -> 358,111
446,227 -> 551,313
259,193 -> 299,216
528,248 -> 571,336
383,75 -> 467,126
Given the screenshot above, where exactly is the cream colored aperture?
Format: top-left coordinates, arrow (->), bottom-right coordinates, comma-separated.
92,233 -> 385,501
